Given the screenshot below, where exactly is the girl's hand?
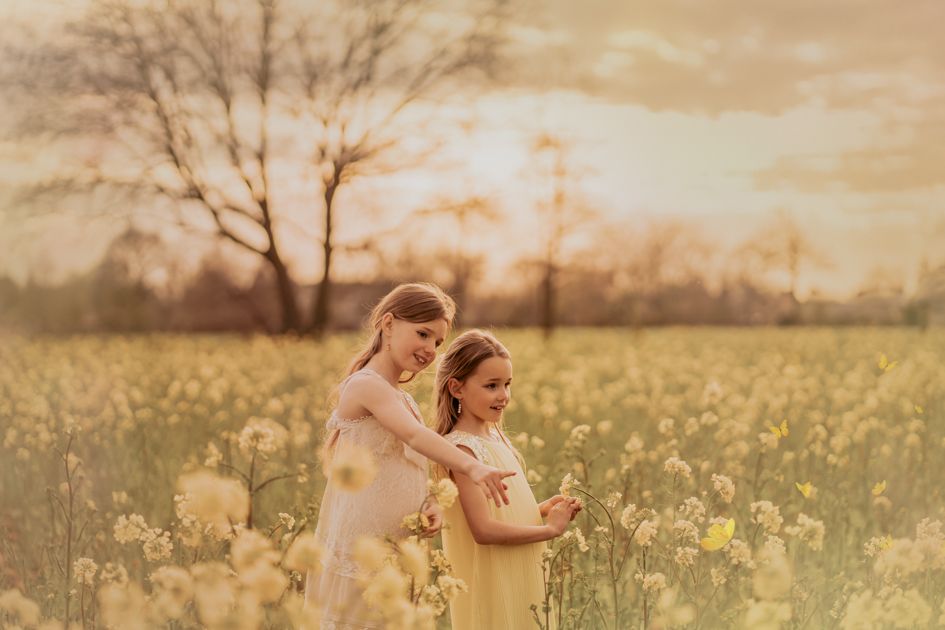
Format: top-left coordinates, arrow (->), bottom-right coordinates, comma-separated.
546,498 -> 580,535
539,494 -> 567,517
468,462 -> 516,507
420,502 -> 444,538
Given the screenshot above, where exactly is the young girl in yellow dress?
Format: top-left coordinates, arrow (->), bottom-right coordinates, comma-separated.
306,285 -> 518,629
433,329 -> 583,630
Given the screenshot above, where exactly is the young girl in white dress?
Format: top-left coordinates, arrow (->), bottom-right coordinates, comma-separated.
305,283 -> 517,629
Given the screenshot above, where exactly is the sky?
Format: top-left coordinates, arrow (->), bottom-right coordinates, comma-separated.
1,0 -> 943,299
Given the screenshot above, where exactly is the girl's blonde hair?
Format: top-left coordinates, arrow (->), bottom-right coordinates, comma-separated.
433,329 -> 511,436
346,282 -> 457,384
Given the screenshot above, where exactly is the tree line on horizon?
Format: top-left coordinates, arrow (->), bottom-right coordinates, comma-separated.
1,223 -> 940,335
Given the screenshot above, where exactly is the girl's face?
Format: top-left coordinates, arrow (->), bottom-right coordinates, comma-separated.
384,315 -> 448,373
452,356 -> 512,424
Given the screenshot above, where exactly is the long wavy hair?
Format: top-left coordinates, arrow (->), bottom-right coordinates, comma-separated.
431,329 -> 525,480
346,282 -> 456,384
433,329 -> 512,435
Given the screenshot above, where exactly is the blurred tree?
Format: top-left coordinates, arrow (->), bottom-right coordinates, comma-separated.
911,258 -> 945,328
172,252 -> 272,332
575,218 -> 714,325
530,133 -> 595,338
738,210 -> 830,304
13,0 -> 508,335
97,226 -> 182,300
626,221 -> 713,323
411,195 -> 498,323
92,251 -> 164,332
0,276 -> 18,318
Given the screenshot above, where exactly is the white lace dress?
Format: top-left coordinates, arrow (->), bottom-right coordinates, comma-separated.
304,368 -> 428,629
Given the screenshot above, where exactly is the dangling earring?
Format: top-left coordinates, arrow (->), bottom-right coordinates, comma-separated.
386,342 -> 391,352
457,400 -> 462,415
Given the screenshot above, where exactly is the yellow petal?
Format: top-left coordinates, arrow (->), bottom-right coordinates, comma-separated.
700,518 -> 735,551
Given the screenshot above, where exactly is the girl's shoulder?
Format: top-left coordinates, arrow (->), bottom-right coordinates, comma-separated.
343,366 -> 387,386
334,368 -> 391,418
444,430 -> 493,465
338,367 -> 392,398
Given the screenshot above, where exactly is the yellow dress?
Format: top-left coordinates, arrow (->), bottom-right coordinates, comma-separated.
440,428 -> 555,630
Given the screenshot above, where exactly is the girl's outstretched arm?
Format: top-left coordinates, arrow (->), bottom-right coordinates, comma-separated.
347,374 -> 516,507
451,447 -> 579,545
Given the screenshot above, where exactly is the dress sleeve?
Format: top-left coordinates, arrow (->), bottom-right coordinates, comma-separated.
431,431 -> 493,482
444,432 -> 491,466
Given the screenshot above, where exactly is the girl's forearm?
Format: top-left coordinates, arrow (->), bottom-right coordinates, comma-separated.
473,520 -> 559,545
405,425 -> 476,476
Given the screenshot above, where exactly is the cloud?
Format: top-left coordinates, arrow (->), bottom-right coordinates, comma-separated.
510,0 -> 944,114
502,1 -> 945,194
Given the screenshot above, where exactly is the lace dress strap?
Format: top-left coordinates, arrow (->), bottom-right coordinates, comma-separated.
444,431 -> 493,466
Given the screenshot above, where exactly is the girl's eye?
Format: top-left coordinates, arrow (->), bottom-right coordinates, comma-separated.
487,384 -> 496,389
418,331 -> 428,339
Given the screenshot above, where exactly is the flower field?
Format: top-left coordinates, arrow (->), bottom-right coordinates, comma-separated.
1,327 -> 943,629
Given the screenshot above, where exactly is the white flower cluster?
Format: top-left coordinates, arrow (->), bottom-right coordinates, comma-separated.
74,557 -> 98,586
634,518 -> 660,548
785,513 -> 825,551
237,417 -> 288,458
674,546 -> 699,568
113,513 -> 173,562
750,500 -> 783,534
564,424 -> 592,450
711,474 -> 735,503
673,520 -> 700,545
634,570 -> 667,593
663,456 -> 691,479
678,497 -> 706,523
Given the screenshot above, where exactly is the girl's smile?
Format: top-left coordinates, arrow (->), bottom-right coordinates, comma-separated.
386,317 -> 446,374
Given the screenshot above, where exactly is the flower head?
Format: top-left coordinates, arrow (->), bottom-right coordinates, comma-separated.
74,558 -> 98,586
177,471 -> 250,538
559,473 -> 581,497
428,478 -> 459,509
664,457 -> 692,479
330,444 -> 378,492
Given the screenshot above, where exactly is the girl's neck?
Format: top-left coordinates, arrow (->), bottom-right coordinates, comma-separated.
363,355 -> 404,388
453,416 -> 497,439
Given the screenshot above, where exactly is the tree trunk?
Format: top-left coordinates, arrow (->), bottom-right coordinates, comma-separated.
541,261 -> 555,339
268,250 -> 300,334
310,170 -> 339,337
452,258 -> 471,327
311,244 -> 332,337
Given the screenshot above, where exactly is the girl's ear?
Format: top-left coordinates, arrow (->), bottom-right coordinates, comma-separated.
447,377 -> 464,399
381,312 -> 394,335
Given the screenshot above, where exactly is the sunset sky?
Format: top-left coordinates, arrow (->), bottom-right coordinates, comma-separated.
1,0 -> 943,299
